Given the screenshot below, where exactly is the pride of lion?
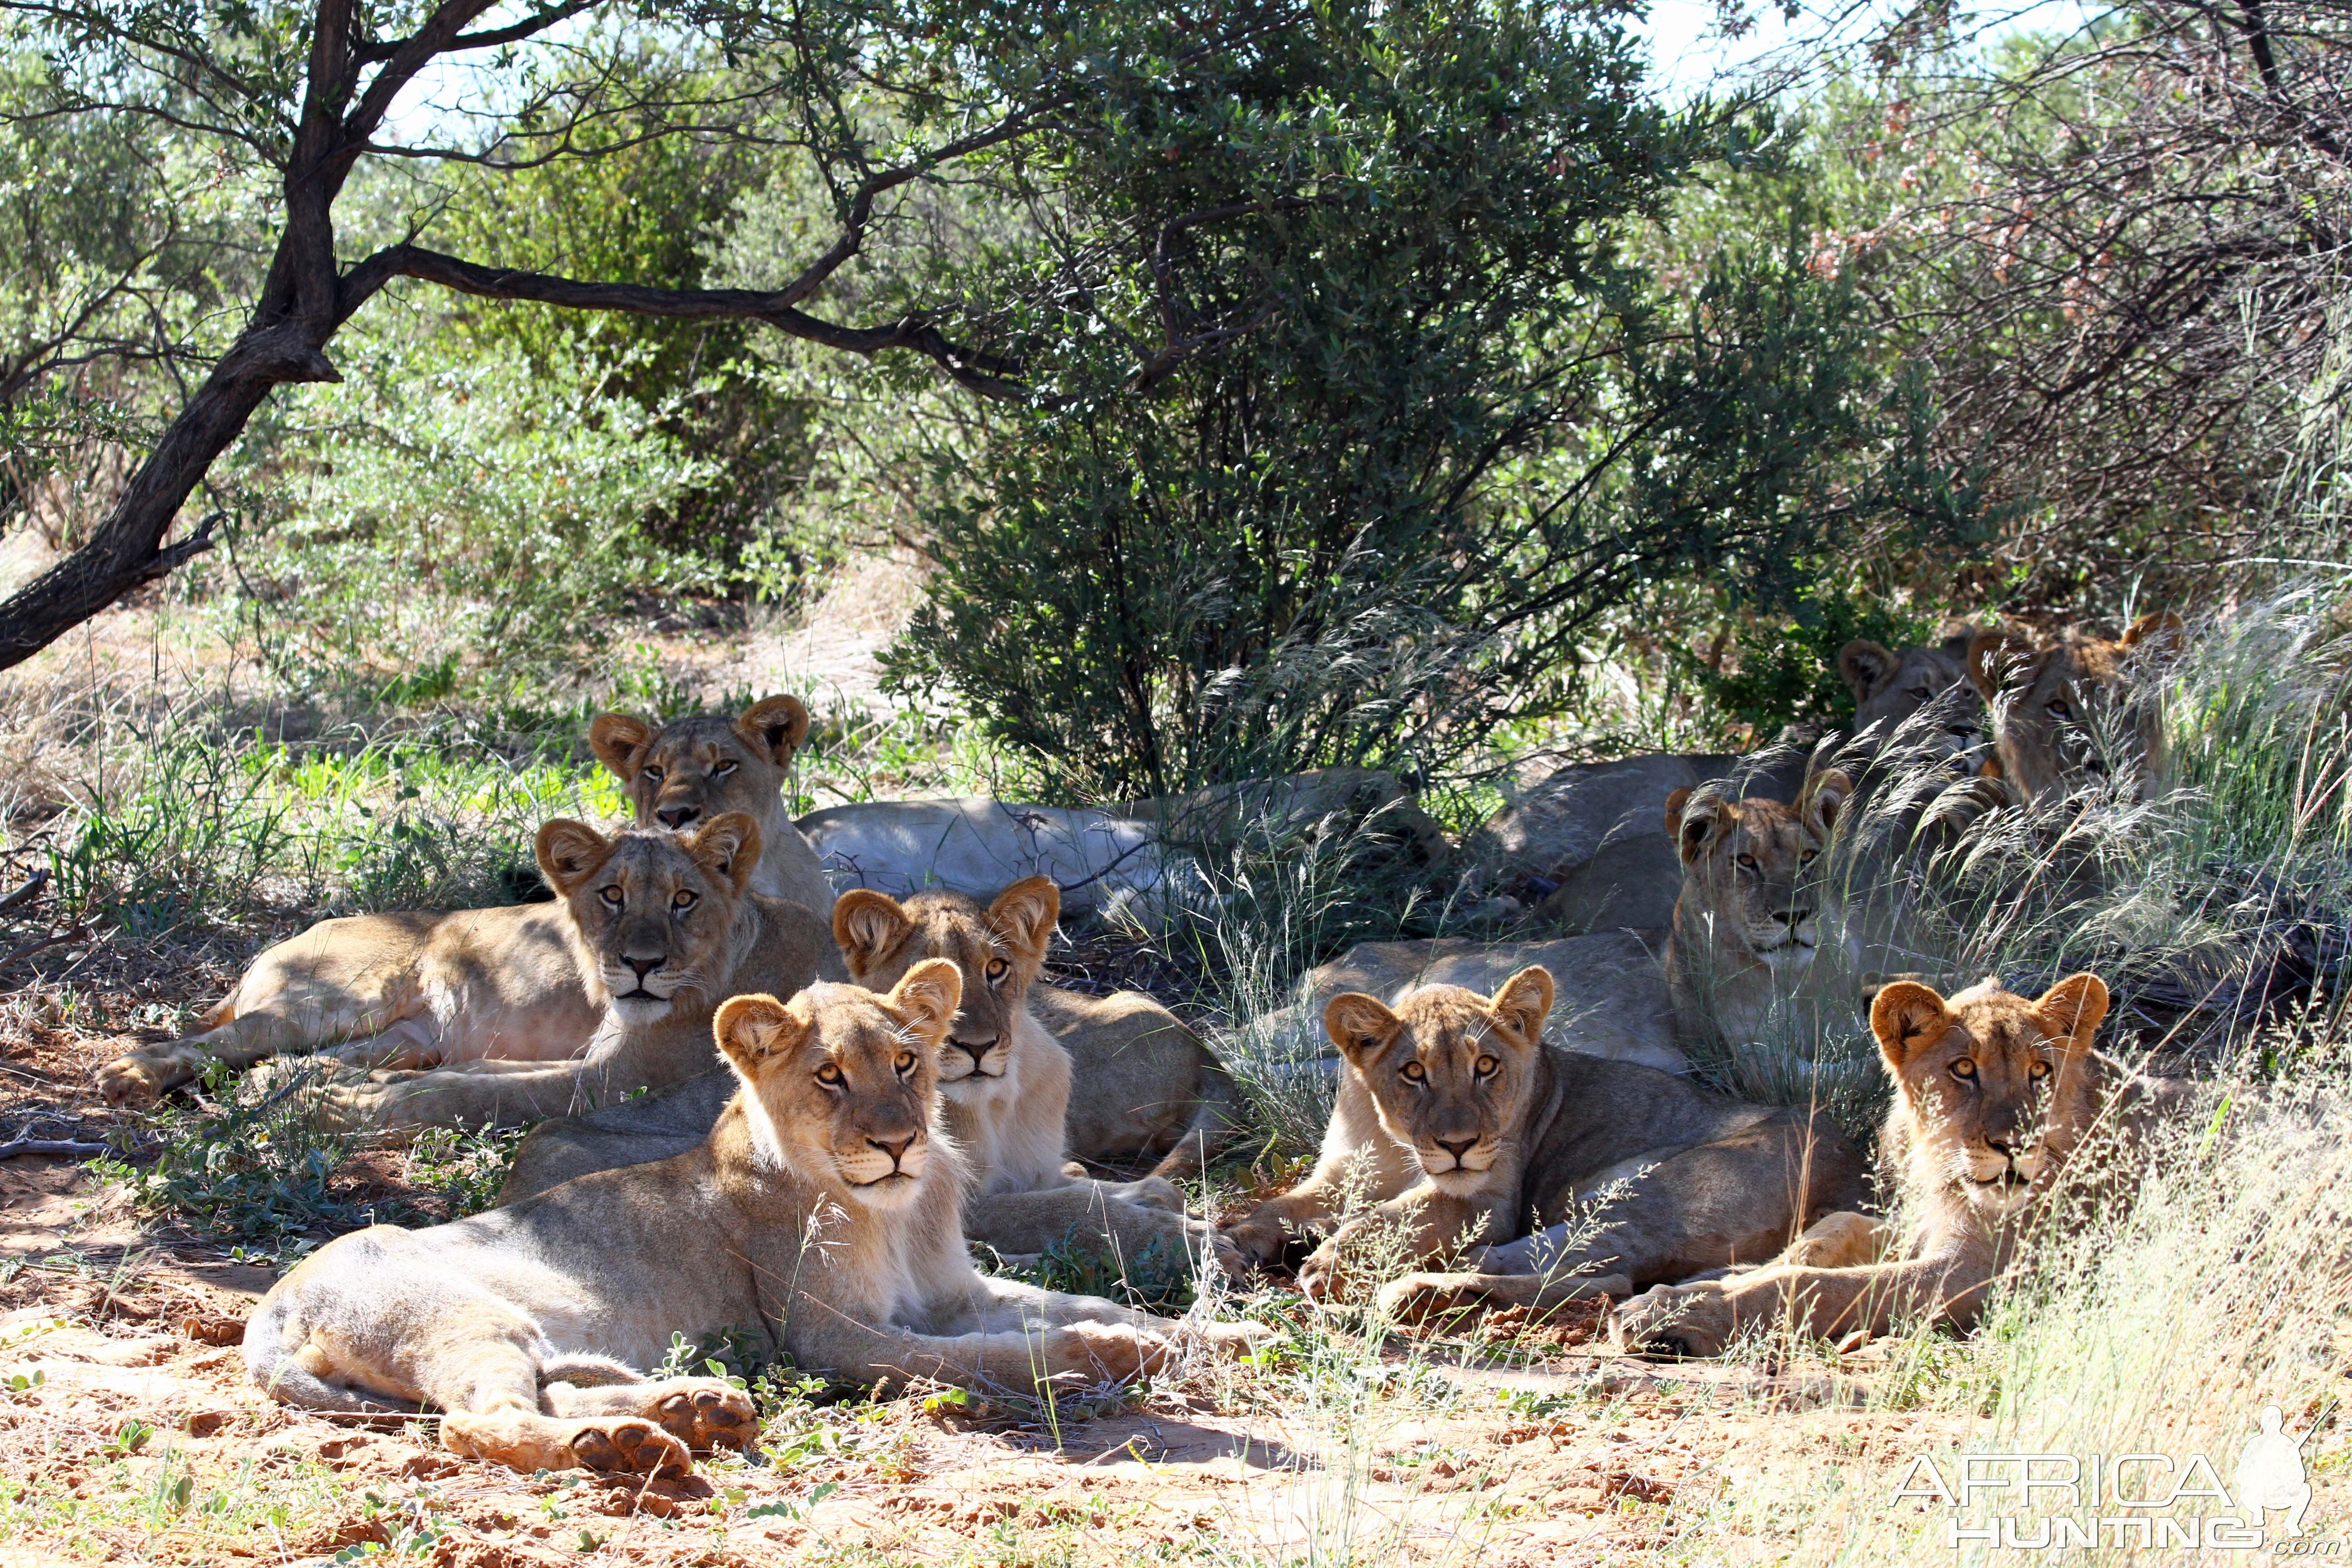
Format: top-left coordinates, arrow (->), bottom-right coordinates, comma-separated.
101,605 -> 2200,1474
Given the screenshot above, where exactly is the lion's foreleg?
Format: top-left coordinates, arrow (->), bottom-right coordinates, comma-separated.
542,1377 -> 758,1452
407,1319 -> 691,1477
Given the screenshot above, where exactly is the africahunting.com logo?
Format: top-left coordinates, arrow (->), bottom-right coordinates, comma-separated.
1891,1405 -> 2328,1552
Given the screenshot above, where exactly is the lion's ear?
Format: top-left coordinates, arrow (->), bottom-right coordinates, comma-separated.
535,819 -> 613,896
887,958 -> 964,1045
831,889 -> 915,979
1966,630 -> 2035,701
985,876 -> 1060,973
687,812 -> 762,895
1324,992 -> 1403,1065
1802,767 -> 1854,840
2121,611 -> 2185,659
715,993 -> 807,1074
1671,787 -> 1725,867
1870,980 -> 1954,1072
2032,972 -> 2109,1054
1838,640 -> 1896,704
589,713 -> 654,782
735,696 -> 811,767
1487,966 -> 1553,1047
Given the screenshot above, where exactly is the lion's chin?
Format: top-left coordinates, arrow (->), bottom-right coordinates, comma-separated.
1421,1163 -> 1492,1190
1964,1173 -> 2036,1214
846,1171 -> 923,1208
610,995 -> 675,1023
1755,942 -> 1817,972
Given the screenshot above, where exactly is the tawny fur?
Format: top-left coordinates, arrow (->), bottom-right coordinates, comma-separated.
98,697 -> 834,1106
1610,971 -> 2192,1356
1220,966 -> 1867,1321
244,965 -> 1264,1477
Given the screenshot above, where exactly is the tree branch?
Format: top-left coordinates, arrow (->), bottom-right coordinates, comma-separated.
338,245 -> 1024,396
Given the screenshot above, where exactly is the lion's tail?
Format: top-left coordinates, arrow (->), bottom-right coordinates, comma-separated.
242,1295 -> 415,1417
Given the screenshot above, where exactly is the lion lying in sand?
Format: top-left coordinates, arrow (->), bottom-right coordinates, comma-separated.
244,962 -> 1265,1476
1610,970 -> 2190,1355
1221,966 -> 1867,1317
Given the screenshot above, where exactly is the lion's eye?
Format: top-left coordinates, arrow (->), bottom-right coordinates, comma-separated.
671,889 -> 697,911
1910,687 -> 1932,701
1951,1059 -> 1977,1081
1800,849 -> 1818,864
895,1050 -> 916,1073
816,1063 -> 843,1087
1736,853 -> 1759,870
2029,1060 -> 2051,1081
598,886 -> 623,908
1473,1055 -> 1499,1078
986,958 -> 1009,981
713,760 -> 737,777
2047,699 -> 2072,720
644,766 -> 664,783
1401,1061 -> 1426,1083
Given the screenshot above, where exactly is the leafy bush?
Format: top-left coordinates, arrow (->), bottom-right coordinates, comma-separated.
890,1 -> 1986,801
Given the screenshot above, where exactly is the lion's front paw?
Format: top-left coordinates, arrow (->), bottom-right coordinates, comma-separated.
1219,1217 -> 1291,1270
98,1050 -> 176,1107
653,1381 -> 757,1451
1375,1271 -> 1491,1326
1296,1241 -> 1350,1305
1607,1282 -> 1733,1359
1058,1320 -> 1176,1382
565,1417 -> 692,1477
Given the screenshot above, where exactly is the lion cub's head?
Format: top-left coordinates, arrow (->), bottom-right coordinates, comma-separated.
828,877 -> 1058,1096
1966,614 -> 2182,802
1840,633 -> 1989,777
1871,971 -> 2110,1216
1324,967 -> 1555,1191
1665,770 -> 1850,970
712,962 -> 961,1209
590,696 -> 811,835
535,813 -> 760,1020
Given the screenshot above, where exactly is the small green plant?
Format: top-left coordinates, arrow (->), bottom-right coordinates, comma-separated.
93,1061 -> 364,1239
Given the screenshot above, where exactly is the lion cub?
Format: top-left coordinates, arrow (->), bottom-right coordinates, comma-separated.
831,877 -> 1240,1271
1222,966 -> 1867,1315
1611,971 -> 2191,1356
310,815 -> 824,1131
97,696 -> 833,1105
1661,769 -> 1852,1047
1965,612 -> 2184,803
246,963 -> 1256,1476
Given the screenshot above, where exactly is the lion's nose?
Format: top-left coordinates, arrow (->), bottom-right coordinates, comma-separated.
955,1039 -> 996,1069
656,804 -> 699,828
868,1133 -> 919,1167
1777,907 -> 1809,927
625,955 -> 662,981
1433,1136 -> 1479,1162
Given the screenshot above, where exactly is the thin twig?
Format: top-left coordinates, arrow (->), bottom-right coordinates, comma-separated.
0,924 -> 88,973
0,868 -> 49,919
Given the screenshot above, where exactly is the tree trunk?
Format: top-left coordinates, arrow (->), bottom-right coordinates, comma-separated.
0,323 -> 338,671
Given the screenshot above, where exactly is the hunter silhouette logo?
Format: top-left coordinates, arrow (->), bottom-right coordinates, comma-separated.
2235,1405 -> 2313,1539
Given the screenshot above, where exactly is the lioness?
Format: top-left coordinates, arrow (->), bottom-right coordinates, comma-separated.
1661,769 -> 1852,1047
97,696 -> 835,1105
1965,613 -> 2184,802
1838,629 -> 1990,779
245,962 -> 1261,1476
1610,971 -> 2190,1356
308,814 -> 827,1131
500,878 -> 1238,1272
1220,967 -> 1868,1313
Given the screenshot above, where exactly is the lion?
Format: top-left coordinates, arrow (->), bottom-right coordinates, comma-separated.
1661,768 -> 1853,1048
1838,628 -> 1991,780
243,961 -> 1264,1476
1609,970 -> 2191,1356
1220,966 -> 1868,1317
97,696 -> 836,1106
1965,612 -> 2184,802
498,877 -> 1239,1272
305,814 -> 828,1131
